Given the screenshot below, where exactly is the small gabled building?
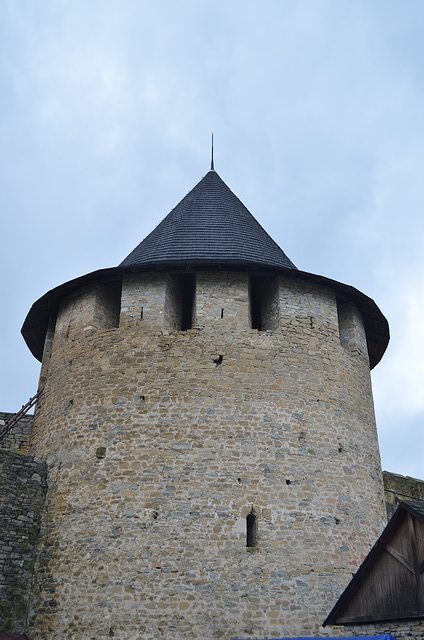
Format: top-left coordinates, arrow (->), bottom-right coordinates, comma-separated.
325,501 -> 424,637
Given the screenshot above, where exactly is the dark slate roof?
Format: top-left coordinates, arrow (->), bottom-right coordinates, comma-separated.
120,169 -> 297,270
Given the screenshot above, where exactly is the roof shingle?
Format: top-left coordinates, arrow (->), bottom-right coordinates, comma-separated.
120,170 -> 296,271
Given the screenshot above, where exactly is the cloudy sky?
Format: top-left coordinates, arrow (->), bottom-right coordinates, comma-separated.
1,0 -> 423,479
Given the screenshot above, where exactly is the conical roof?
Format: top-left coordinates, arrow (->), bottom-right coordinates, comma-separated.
120,169 -> 297,270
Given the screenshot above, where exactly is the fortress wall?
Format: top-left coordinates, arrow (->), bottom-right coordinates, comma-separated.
195,271 -> 250,328
121,272 -> 167,330
343,619 -> 424,639
278,276 -> 338,333
51,283 -> 121,349
383,471 -> 424,519
54,285 -> 100,341
0,413 -> 33,453
337,299 -> 368,360
27,270 -> 386,639
0,450 -> 47,633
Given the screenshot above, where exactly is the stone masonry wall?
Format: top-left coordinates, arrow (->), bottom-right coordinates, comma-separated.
0,413 -> 33,453
383,470 -> 424,519
195,271 -> 250,329
28,270 -> 386,640
337,300 -> 368,360
52,283 -> 120,352
121,272 -> 168,331
343,618 -> 424,639
0,449 -> 47,633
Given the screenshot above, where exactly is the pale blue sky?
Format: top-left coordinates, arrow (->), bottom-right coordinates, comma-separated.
1,0 -> 424,478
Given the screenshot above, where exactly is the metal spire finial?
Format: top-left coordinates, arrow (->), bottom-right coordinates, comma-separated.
211,133 -> 214,171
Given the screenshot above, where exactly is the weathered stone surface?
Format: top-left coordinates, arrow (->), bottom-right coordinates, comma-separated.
384,470 -> 424,519
343,618 -> 424,639
0,413 -> 33,453
0,450 -> 47,632
26,270 -> 387,639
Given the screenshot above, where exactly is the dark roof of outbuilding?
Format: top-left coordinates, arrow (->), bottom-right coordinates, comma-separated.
120,169 -> 297,270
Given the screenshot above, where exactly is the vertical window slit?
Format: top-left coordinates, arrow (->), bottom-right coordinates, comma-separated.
250,277 -> 262,331
246,509 -> 258,548
181,274 -> 195,331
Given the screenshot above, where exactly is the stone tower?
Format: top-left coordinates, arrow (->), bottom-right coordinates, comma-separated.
22,168 -> 389,639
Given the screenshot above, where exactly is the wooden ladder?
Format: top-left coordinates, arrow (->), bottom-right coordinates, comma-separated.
0,391 -> 41,441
